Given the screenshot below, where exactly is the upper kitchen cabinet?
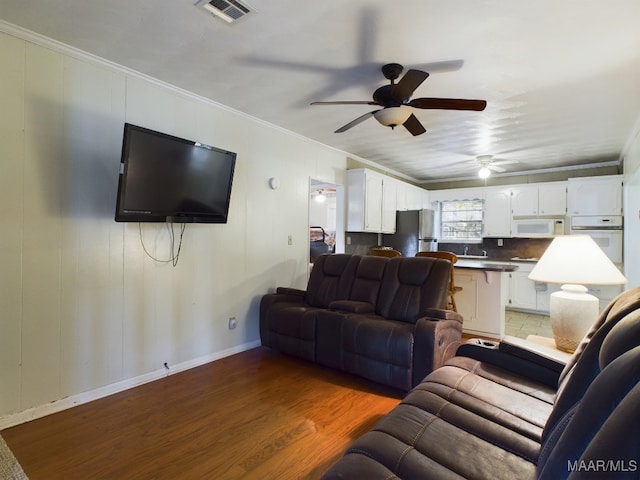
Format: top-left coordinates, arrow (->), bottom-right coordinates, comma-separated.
483,186 -> 512,237
567,175 -> 623,216
538,182 -> 568,216
397,182 -> 429,211
347,168 -> 397,233
511,182 -> 567,217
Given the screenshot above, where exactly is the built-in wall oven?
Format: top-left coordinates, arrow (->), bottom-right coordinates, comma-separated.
570,215 -> 624,309
570,215 -> 623,263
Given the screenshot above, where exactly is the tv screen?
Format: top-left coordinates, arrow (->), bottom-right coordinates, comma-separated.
115,123 -> 236,223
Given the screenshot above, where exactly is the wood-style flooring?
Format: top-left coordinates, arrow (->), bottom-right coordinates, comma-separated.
2,347 -> 403,480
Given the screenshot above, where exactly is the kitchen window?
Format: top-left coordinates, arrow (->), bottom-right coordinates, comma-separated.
439,199 -> 484,243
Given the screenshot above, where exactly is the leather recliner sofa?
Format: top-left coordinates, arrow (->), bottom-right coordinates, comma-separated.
321,286 -> 640,479
259,253 -> 464,391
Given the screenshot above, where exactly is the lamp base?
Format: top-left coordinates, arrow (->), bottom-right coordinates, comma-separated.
549,284 -> 600,353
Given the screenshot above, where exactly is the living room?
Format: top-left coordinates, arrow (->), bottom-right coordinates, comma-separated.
1,2 -> 639,478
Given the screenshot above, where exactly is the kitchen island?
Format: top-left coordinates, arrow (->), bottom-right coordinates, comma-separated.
453,259 -> 519,339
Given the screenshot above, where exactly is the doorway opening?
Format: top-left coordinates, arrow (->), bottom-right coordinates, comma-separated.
309,179 -> 344,269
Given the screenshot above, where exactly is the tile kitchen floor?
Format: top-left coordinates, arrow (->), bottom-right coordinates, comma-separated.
505,309 -> 553,339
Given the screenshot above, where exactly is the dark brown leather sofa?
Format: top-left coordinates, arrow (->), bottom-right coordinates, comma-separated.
259,253 -> 463,390
322,287 -> 640,479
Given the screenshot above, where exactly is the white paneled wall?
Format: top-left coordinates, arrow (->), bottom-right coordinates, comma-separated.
0,30 -> 347,424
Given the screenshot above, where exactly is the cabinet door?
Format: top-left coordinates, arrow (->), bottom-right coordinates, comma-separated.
381,178 -> 397,233
483,187 -> 511,237
509,270 -> 537,310
511,185 -> 538,216
347,169 -> 382,232
364,172 -> 383,232
538,182 -> 567,216
567,176 -> 623,216
536,282 -> 561,313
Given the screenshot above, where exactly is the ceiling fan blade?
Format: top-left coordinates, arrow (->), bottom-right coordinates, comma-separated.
391,69 -> 429,103
409,97 -> 487,111
311,101 -> 379,106
402,114 -> 426,136
335,110 -> 379,133
489,165 -> 507,173
490,159 -> 518,166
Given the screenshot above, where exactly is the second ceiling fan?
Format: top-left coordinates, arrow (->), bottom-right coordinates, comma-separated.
311,63 -> 487,136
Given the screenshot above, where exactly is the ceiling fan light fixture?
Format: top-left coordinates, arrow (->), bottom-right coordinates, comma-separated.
373,106 -> 412,128
478,166 -> 491,179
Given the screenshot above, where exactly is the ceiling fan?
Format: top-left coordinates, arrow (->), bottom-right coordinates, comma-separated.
476,155 -> 517,178
311,63 -> 487,136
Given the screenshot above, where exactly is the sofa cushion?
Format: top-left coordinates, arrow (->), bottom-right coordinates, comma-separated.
341,316 -> 415,390
305,253 -> 360,308
328,404 -> 538,480
412,359 -> 554,444
375,257 -> 450,323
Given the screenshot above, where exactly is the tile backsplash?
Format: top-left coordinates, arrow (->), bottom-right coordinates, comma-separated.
344,232 -> 552,261
438,238 -> 553,260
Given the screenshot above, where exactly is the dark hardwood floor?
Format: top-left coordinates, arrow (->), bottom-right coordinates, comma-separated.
2,347 -> 403,480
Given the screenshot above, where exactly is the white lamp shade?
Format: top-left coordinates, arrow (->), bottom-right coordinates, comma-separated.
528,235 -> 626,285
373,106 -> 412,127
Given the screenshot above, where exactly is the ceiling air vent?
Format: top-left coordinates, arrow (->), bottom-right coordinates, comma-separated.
197,0 -> 255,24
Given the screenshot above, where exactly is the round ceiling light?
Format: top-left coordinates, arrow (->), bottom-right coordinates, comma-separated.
373,106 -> 412,128
478,166 -> 491,179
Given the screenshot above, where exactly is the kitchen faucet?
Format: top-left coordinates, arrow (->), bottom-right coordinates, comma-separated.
464,246 -> 469,256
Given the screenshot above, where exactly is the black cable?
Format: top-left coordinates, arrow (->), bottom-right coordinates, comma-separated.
138,223 -> 186,266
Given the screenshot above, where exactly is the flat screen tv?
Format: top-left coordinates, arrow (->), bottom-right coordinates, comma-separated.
115,123 -> 236,223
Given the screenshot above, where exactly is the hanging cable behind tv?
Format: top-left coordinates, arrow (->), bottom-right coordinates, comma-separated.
138,222 -> 186,267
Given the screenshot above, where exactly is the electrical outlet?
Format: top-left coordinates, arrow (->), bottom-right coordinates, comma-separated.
497,239 -> 504,247
228,317 -> 237,330
346,236 -> 351,245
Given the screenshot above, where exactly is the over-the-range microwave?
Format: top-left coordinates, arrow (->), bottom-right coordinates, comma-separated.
511,218 -> 566,238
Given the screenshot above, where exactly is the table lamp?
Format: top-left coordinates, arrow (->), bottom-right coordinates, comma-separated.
528,235 -> 627,353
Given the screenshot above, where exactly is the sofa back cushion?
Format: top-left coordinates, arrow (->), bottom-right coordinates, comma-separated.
542,287 -> 640,441
348,255 -> 389,306
537,346 -> 640,478
305,254 -> 360,308
375,257 -> 451,323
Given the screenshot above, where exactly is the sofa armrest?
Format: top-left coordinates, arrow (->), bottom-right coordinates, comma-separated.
412,310 -> 464,387
456,336 -> 569,388
500,335 -> 572,366
328,300 -> 375,314
276,286 -> 306,297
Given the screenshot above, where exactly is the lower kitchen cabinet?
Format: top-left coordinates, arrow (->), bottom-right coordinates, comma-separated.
507,262 -> 618,314
508,262 -> 560,314
454,268 -> 508,339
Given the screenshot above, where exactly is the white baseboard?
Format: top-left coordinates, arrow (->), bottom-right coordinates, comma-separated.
0,341 -> 261,430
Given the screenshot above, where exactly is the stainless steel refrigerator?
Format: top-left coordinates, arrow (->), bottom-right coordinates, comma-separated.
382,209 -> 437,257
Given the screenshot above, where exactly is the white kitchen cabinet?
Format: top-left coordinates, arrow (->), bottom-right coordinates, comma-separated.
454,268 -> 508,339
347,168 -> 397,233
508,261 -> 563,314
511,185 -> 539,217
483,186 -> 512,237
381,177 -> 398,233
567,175 -> 623,216
509,268 -> 538,310
511,182 -> 567,217
397,182 -> 429,211
538,182 -> 567,216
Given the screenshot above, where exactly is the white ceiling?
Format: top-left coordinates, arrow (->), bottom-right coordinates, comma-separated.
1,0 -> 639,182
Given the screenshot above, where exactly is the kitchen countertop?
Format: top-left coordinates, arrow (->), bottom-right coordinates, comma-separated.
455,259 -> 520,272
